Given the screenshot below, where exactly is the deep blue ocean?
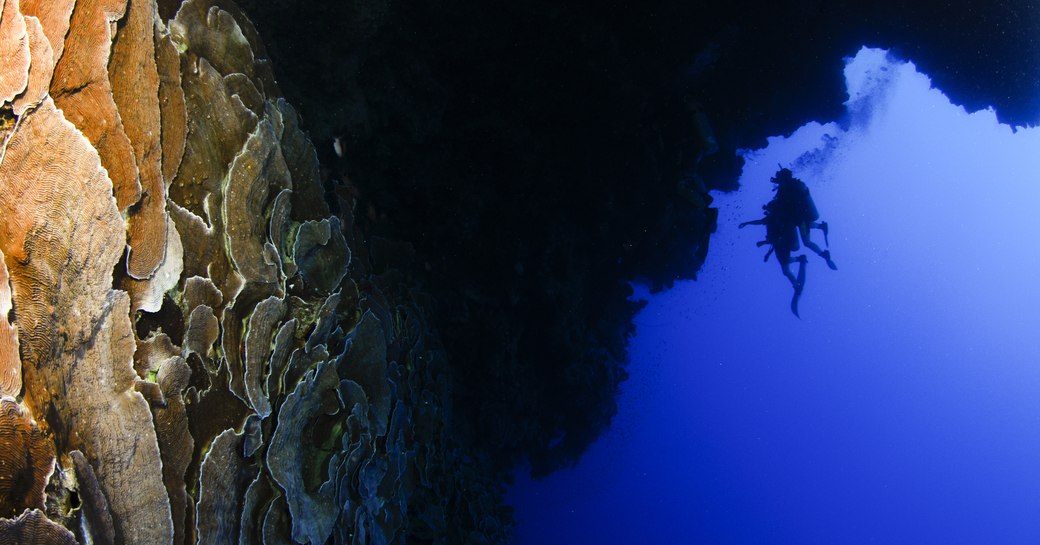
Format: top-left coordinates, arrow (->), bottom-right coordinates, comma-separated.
508,47 -> 1040,544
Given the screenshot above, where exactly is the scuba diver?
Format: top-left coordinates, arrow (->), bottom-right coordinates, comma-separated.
739,167 -> 837,317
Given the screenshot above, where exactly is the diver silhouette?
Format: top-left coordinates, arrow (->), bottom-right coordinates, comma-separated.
739,167 -> 836,317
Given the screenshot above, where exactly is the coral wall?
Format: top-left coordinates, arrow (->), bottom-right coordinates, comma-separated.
0,0 -> 506,543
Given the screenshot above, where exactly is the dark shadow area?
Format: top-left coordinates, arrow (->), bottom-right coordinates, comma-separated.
230,0 -> 1040,482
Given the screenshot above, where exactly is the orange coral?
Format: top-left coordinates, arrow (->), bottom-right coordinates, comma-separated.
18,0 -> 73,64
11,14 -> 51,115
50,0 -> 141,212
111,0 -> 169,279
0,0 -> 30,104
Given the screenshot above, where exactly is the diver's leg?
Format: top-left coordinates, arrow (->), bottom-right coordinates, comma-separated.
777,250 -> 798,286
812,221 -> 829,246
800,224 -> 838,270
799,223 -> 825,255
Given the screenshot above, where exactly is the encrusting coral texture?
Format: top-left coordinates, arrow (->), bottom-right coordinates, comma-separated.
0,0 -> 509,543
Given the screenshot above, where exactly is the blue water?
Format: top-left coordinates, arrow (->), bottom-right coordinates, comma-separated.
508,47 -> 1040,544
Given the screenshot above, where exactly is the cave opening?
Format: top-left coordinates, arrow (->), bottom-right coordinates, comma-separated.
508,46 -> 1040,545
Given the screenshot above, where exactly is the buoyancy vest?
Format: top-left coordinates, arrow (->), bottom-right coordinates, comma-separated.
774,179 -> 819,224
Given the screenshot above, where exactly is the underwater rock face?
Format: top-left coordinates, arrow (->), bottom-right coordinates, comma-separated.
0,0 -> 508,543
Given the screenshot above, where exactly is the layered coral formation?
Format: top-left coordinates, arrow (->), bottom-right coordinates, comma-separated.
0,0 -> 506,542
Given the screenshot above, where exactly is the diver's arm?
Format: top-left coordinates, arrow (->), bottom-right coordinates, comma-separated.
738,218 -> 768,228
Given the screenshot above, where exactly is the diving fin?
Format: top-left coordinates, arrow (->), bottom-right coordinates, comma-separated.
821,250 -> 838,271
790,256 -> 807,318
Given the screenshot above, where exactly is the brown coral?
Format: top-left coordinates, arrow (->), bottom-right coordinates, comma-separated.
155,22 -> 187,185
153,356 -> 193,545
223,112 -> 290,286
0,251 -> 19,398
243,295 -> 286,418
0,99 -> 173,544
195,425 -> 259,544
169,53 -> 257,223
0,509 -> 75,545
124,217 -> 184,313
171,0 -> 258,84
0,97 -> 124,397
70,450 -> 115,545
0,398 -> 53,519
